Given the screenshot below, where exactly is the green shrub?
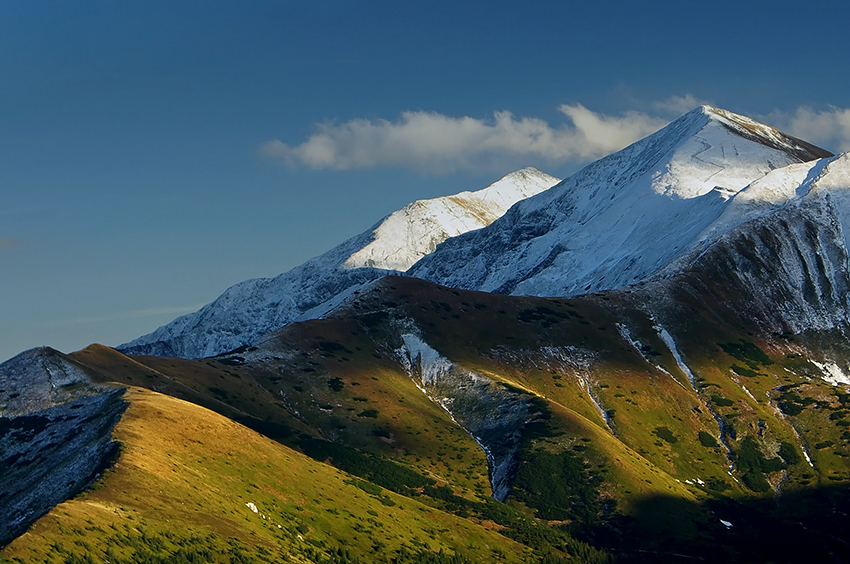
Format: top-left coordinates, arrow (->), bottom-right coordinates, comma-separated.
778,441 -> 802,465
653,427 -> 677,443
698,431 -> 718,448
731,364 -> 759,377
779,402 -> 804,416
711,395 -> 734,407
734,436 -> 784,492
345,478 -> 382,496
742,470 -> 771,492
719,340 -> 773,367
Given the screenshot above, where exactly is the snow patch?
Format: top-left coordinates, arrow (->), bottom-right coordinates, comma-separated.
397,334 -> 454,387
811,360 -> 850,386
617,323 -> 686,391
655,326 -> 697,388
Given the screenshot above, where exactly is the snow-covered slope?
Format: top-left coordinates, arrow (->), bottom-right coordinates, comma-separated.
660,151 -> 850,335
408,106 -> 833,297
344,167 -> 559,270
118,168 -> 560,358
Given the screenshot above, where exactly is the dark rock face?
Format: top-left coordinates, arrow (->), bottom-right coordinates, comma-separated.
0,347 -> 128,548
655,192 -> 850,337
396,334 -> 545,500
0,347 -> 103,418
0,389 -> 127,547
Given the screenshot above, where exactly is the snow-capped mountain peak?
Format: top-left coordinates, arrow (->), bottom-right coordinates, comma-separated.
121,106 -> 836,360
407,106 -> 834,297
343,167 -> 558,271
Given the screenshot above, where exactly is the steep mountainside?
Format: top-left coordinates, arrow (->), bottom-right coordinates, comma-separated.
653,152 -> 850,338
1,385 -> 538,564
0,348 -> 128,547
409,106 -> 833,297
119,167 -> 559,359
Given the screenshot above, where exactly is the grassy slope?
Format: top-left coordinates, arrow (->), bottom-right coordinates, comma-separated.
72,340 -> 493,500
0,387 -> 530,564
42,273 -> 850,561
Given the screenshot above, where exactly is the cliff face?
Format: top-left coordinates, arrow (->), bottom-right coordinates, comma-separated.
0,348 -> 126,547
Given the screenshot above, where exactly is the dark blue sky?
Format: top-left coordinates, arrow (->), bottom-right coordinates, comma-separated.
2,0 -> 849,360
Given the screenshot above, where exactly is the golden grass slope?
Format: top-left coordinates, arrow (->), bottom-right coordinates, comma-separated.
1,387 -> 529,564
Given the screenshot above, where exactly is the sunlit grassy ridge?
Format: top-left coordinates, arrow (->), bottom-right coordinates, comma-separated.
1,387 -> 533,563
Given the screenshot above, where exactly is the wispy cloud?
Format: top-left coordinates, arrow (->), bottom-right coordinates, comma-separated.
264,96 -> 850,173
766,106 -> 850,153
262,99 -> 700,173
0,237 -> 26,250
45,304 -> 204,327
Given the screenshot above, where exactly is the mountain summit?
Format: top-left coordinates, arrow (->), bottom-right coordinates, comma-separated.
342,167 -> 559,271
408,106 -> 833,296
119,167 -> 559,358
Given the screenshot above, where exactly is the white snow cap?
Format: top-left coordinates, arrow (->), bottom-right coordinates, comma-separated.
119,167 -> 560,358
343,167 -> 559,271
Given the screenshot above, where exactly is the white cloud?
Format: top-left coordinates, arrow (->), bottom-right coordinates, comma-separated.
263,103 -> 679,173
653,94 -> 711,116
766,106 -> 850,154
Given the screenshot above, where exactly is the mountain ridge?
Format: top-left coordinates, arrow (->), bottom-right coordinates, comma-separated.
119,106 -> 835,361
118,167 -> 559,358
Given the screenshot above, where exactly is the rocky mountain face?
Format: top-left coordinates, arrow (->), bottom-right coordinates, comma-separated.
0,348 -> 126,547
653,152 -> 850,341
118,167 -> 559,359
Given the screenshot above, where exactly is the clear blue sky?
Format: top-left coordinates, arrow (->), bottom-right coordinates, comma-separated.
2,0 -> 849,361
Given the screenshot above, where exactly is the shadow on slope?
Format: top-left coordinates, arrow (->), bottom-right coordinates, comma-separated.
603,484 -> 850,563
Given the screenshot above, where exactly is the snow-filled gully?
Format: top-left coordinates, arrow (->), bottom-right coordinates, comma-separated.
655,326 -> 697,389
654,324 -> 735,472
395,332 -> 535,500
617,323 -> 688,392
579,374 -> 614,433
